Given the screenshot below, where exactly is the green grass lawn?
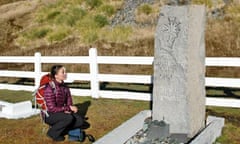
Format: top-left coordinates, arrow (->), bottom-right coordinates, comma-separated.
0,89 -> 239,144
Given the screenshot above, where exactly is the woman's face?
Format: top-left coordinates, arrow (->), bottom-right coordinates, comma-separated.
55,67 -> 67,81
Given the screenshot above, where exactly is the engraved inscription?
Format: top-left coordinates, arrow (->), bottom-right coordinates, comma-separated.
155,16 -> 185,101
161,17 -> 181,50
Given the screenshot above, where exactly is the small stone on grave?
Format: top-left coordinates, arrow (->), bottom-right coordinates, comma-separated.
147,120 -> 170,141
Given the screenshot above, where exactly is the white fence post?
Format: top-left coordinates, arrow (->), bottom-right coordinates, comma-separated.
34,52 -> 41,109
89,48 -> 99,98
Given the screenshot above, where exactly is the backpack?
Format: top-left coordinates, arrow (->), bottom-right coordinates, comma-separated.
35,73 -> 56,117
68,128 -> 95,142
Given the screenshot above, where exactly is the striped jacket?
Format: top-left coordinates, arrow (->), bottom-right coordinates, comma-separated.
44,80 -> 72,113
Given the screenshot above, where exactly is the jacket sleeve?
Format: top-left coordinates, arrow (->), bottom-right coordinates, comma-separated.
44,84 -> 70,113
66,87 -> 73,106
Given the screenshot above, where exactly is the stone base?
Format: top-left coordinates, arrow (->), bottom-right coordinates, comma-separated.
93,110 -> 224,144
190,116 -> 225,144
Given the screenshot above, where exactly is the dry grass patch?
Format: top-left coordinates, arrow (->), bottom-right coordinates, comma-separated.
0,90 -> 150,144
135,2 -> 160,25
0,89 -> 240,143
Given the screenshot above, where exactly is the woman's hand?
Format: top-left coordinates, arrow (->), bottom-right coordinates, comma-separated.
64,111 -> 71,114
70,105 -> 78,113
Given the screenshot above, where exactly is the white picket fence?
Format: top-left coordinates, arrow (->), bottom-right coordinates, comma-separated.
1,48 -> 240,108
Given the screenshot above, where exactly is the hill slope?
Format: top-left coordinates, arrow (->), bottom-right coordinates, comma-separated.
0,0 -> 240,78
0,0 -> 240,57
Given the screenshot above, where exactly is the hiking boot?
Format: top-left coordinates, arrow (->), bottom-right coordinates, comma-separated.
86,134 -> 95,142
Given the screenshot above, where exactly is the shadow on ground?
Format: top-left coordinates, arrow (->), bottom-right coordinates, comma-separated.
206,87 -> 240,99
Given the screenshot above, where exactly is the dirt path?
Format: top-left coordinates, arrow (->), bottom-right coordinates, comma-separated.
0,0 -> 58,55
0,0 -> 39,22
0,0 -> 57,22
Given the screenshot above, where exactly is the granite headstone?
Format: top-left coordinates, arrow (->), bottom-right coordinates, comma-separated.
153,5 -> 206,138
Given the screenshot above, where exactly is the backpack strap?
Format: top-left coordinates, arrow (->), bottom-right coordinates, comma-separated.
42,81 -> 56,119
49,81 -> 56,94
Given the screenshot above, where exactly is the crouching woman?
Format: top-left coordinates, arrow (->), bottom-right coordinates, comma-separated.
44,65 -> 83,141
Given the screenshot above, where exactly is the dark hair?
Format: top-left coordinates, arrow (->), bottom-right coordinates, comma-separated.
50,65 -> 64,79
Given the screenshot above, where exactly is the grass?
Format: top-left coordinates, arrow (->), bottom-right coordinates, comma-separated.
0,90 -> 150,144
94,14 -> 109,27
0,89 -> 240,144
1,0 -> 240,60
86,0 -> 103,9
23,27 -> 51,40
0,90 -> 33,103
100,25 -> 133,43
192,0 -> 214,7
14,0 -> 130,46
98,4 -> 116,17
207,106 -> 240,144
137,4 -> 153,15
135,2 -> 159,25
47,26 -> 71,43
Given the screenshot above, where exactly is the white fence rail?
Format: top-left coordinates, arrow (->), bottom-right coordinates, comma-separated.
0,48 -> 240,108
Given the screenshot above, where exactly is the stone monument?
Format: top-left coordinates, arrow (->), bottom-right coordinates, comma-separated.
94,5 -> 224,144
153,5 -> 206,139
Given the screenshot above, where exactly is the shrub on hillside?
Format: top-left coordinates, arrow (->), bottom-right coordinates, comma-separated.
192,0 -> 213,7
102,26 -> 133,43
46,11 -> 61,20
225,4 -> 240,18
23,27 -> 51,40
94,14 -> 109,27
52,7 -> 86,26
81,28 -> 99,44
100,4 -> 116,17
137,4 -> 153,15
54,13 -> 75,26
86,0 -> 102,9
47,27 -> 70,42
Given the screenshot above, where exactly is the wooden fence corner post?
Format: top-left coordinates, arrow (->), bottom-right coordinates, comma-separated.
89,48 -> 99,99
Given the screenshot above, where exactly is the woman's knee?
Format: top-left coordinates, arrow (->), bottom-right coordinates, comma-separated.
64,114 -> 74,124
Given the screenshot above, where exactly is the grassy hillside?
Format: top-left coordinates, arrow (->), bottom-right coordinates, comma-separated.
0,0 -> 240,78
0,0 -> 239,56
15,0 -> 128,46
